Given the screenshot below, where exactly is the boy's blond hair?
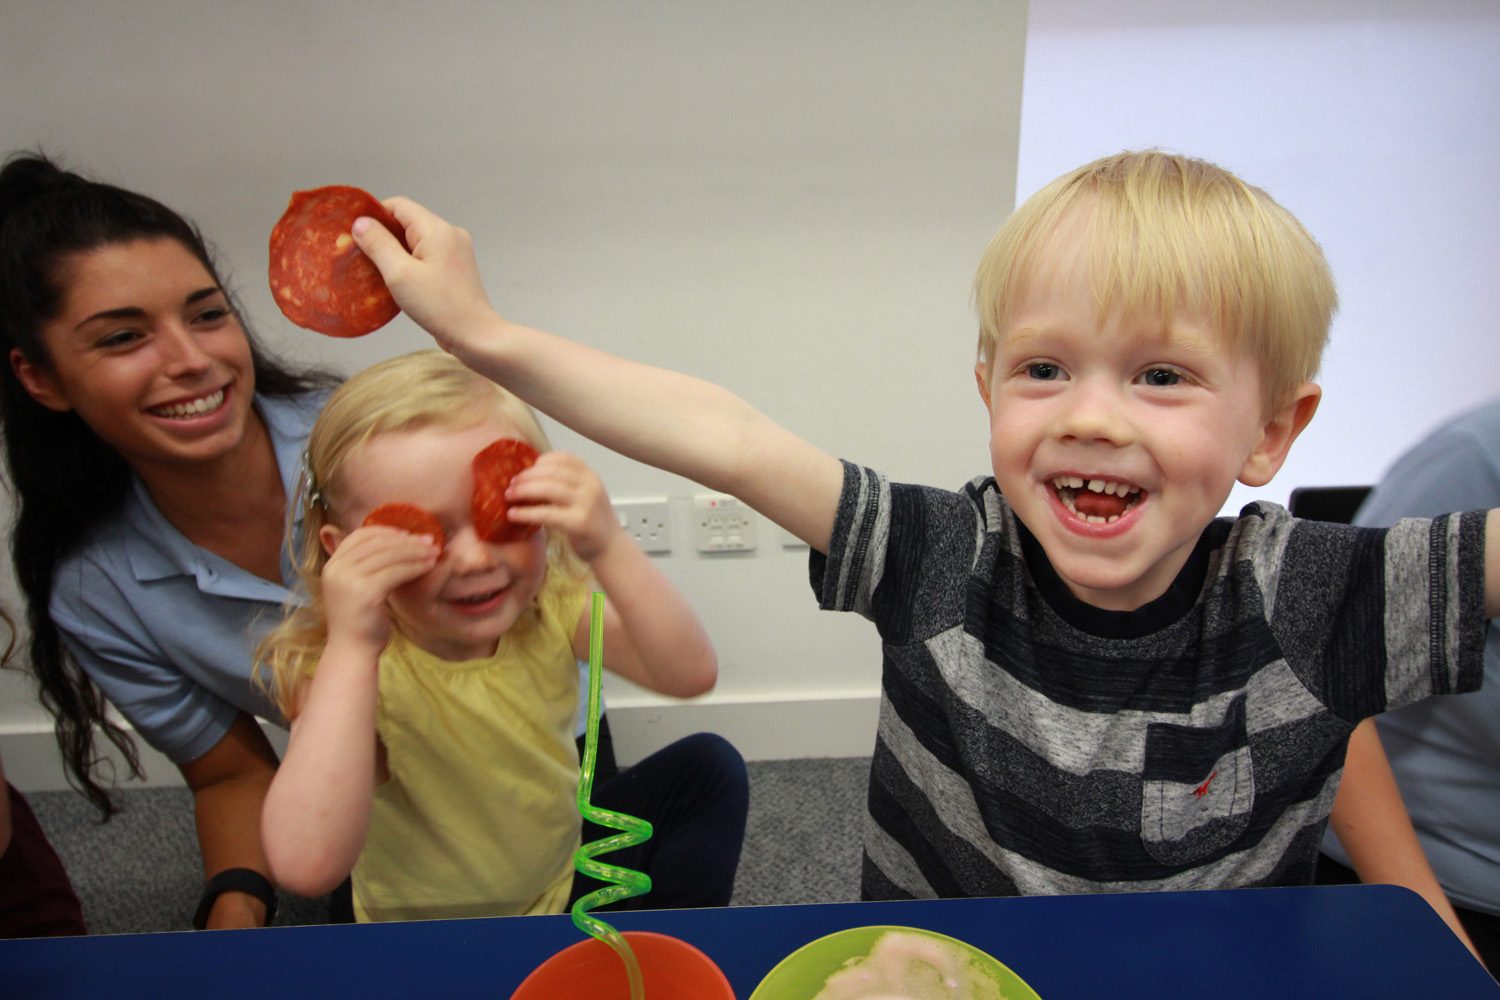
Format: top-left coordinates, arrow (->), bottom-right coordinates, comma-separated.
973,150 -> 1338,411
256,349 -> 587,717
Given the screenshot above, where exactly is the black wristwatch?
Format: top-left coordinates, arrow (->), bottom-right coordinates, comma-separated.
192,868 -> 279,929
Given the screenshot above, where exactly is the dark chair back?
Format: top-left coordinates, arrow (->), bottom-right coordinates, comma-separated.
1287,486 -> 1373,525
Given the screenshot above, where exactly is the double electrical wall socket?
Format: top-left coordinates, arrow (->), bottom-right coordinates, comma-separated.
614,498 -> 672,554
694,494 -> 757,552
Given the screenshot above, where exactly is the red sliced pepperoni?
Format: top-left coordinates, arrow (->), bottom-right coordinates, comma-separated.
268,185 -> 408,337
362,503 -> 446,551
472,438 -> 540,544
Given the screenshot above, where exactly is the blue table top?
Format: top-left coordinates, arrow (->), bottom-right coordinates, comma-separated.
4,884 -> 1496,999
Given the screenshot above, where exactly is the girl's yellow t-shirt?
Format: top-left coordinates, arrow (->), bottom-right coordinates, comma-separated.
352,576 -> 589,922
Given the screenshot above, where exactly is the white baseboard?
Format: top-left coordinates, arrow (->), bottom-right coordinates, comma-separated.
0,693 -> 879,794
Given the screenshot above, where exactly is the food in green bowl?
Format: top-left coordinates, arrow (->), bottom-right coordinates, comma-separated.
750,925 -> 1041,1000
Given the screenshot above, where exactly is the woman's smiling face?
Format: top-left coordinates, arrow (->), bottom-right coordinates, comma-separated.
15,237 -> 256,474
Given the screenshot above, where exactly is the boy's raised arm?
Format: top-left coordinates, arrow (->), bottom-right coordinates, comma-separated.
353,200 -> 846,553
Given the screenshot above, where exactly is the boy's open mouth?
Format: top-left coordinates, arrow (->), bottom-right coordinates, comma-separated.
1051,476 -> 1145,524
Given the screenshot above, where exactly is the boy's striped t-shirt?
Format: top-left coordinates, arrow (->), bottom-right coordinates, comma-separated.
811,462 -> 1487,898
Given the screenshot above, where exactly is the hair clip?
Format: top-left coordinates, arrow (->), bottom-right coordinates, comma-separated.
300,450 -> 326,510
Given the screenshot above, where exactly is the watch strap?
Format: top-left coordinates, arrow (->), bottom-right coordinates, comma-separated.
192,867 -> 278,929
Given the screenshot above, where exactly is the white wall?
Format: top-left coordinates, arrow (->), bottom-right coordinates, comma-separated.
0,1 -> 1027,786
1018,0 -> 1500,516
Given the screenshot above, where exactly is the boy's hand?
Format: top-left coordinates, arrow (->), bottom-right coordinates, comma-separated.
321,526 -> 440,652
351,197 -> 500,354
502,452 -> 623,562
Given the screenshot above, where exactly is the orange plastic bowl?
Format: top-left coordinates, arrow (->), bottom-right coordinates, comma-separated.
509,930 -> 734,1000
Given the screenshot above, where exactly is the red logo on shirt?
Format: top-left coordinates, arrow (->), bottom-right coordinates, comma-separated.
1192,770 -> 1219,799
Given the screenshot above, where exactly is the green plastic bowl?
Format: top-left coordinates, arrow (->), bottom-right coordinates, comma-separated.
748,924 -> 1042,999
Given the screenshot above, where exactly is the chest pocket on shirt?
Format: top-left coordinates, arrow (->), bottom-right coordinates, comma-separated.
1140,694 -> 1255,866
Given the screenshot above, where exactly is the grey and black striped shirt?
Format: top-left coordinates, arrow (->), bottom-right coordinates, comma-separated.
812,462 -> 1487,899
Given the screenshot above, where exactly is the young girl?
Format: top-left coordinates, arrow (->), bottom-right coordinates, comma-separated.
258,350 -> 746,923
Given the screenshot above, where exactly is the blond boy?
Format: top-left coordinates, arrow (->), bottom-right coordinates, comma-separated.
354,151 -> 1498,899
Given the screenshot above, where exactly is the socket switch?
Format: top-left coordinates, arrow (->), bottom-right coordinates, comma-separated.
614,498 -> 672,554
694,494 -> 757,552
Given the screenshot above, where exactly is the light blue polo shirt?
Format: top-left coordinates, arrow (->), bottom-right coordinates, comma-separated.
49,391 -> 328,765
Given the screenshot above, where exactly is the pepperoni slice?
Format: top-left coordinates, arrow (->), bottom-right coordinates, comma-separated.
472,438 -> 541,544
362,503 -> 446,551
268,185 -> 408,337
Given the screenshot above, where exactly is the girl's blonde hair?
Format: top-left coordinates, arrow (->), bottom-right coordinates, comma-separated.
256,350 -> 587,718
973,150 -> 1338,412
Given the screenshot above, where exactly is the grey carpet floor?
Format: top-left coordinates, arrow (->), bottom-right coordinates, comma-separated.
26,756 -> 869,936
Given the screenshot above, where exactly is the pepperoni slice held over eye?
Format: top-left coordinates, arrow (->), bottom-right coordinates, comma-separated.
362,503 -> 446,551
472,439 -> 541,544
268,185 -> 409,337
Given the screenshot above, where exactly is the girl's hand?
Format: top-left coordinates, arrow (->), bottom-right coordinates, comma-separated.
350,197 -> 499,354
321,526 -> 441,651
503,452 -> 623,563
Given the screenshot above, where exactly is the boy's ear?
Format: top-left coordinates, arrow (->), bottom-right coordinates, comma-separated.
319,523 -> 348,558
9,349 -> 71,412
974,361 -> 993,413
1238,382 -> 1321,488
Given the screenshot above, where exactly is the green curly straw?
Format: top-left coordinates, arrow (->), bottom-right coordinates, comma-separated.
572,591 -> 653,1000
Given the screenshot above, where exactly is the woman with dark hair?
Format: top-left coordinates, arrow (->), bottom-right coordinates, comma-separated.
0,152 -> 340,929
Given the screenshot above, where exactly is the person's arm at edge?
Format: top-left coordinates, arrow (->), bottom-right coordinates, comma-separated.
1487,508 -> 1499,620
0,750 -> 11,859
353,199 -> 847,554
177,712 -> 280,929
1330,719 -> 1482,963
